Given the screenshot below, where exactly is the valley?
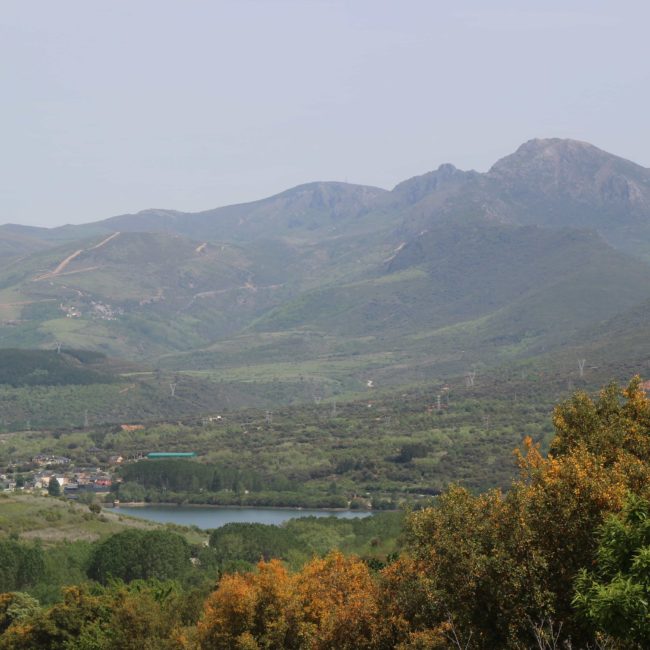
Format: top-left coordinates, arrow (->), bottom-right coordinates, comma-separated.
2,138 -> 650,500
5,2 -> 650,643
13,106 -> 650,650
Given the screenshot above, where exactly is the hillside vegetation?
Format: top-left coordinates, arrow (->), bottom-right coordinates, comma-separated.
0,349 -> 114,387
0,138 -> 650,403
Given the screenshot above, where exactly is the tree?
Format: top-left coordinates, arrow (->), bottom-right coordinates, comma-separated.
87,530 -> 190,584
518,377 -> 650,639
0,541 -> 45,593
293,551 -> 380,649
0,593 -> 40,634
47,478 -> 61,497
386,378 -> 650,648
198,552 -> 381,650
573,495 -> 650,649
0,582 -> 190,650
208,523 -> 300,567
399,485 -> 551,648
198,559 -> 297,649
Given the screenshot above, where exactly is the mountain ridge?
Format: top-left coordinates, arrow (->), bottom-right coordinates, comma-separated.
4,137 -> 650,257
2,137 -> 650,399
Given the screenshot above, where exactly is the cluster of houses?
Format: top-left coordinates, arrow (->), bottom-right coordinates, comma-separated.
90,300 -> 122,320
61,303 -> 82,318
59,300 -> 123,321
1,453 -> 123,497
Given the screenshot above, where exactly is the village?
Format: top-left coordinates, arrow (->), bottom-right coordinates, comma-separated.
1,447 -> 200,499
1,451 -> 121,498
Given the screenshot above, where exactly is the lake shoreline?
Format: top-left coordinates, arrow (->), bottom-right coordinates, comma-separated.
107,503 -> 376,529
109,501 -> 372,513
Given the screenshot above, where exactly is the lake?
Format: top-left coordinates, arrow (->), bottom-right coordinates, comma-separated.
112,505 -> 372,529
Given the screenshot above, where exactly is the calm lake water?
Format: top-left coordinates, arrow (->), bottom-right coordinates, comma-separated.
113,505 -> 371,529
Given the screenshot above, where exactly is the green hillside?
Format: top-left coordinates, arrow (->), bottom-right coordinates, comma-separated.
0,231 -> 290,356
0,348 -> 114,387
2,138 -> 650,412
236,222 -> 650,376
548,298 -> 650,379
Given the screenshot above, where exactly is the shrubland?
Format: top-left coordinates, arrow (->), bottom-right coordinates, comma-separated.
3,376 -> 562,509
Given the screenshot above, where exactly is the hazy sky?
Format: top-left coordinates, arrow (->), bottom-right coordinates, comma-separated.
2,1 -> 649,226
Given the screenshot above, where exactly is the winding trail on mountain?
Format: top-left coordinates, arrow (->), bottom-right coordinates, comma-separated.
88,231 -> 121,251
33,232 -> 120,281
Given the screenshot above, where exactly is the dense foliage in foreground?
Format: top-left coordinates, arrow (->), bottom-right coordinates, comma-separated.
0,378 -> 648,648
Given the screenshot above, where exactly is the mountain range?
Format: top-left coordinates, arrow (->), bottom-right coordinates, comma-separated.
2,138 -> 650,397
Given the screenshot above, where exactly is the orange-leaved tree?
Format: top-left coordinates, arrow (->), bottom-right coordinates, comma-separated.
197,552 -> 381,650
293,551 -> 380,649
197,559 -> 298,649
518,377 -> 650,640
385,377 -> 650,649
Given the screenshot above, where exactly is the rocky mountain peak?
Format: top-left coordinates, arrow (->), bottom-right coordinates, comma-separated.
390,163 -> 477,206
485,138 -> 650,214
488,138 -> 608,178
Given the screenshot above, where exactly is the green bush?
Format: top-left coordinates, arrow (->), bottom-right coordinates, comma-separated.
574,495 -> 650,647
87,530 -> 190,584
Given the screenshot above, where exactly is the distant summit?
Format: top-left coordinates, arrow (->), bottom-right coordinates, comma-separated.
479,137 -> 650,237
489,137 -> 649,193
